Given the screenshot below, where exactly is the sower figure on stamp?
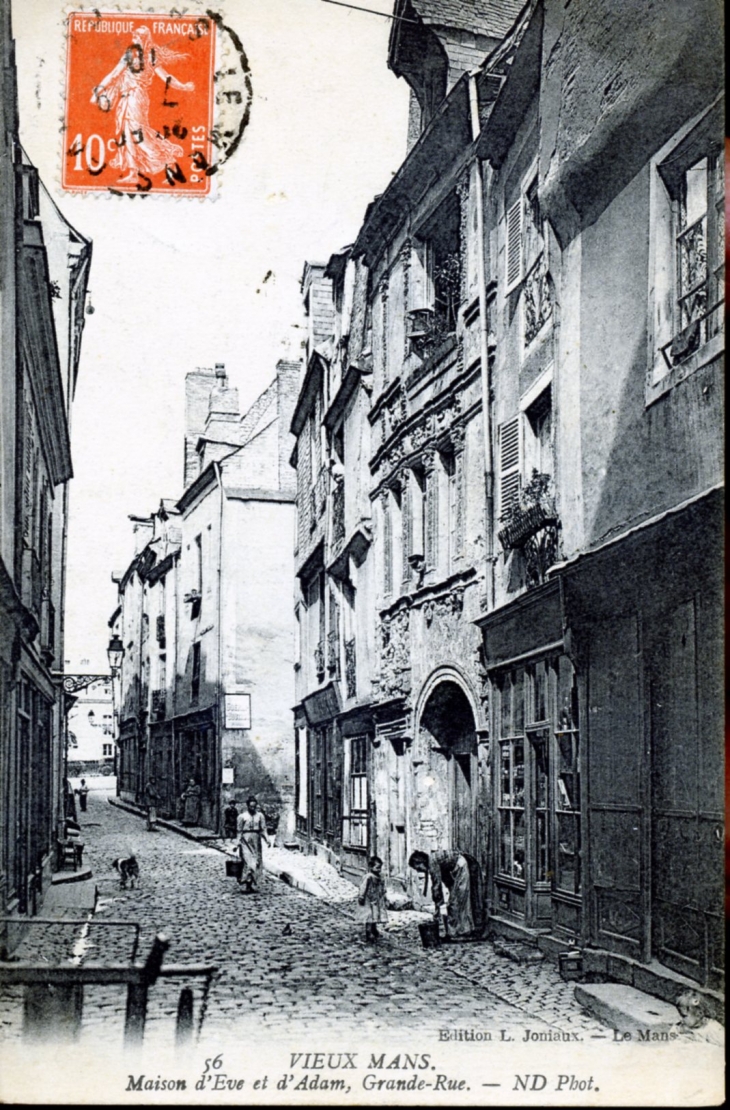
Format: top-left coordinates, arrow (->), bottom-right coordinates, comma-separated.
236,796 -> 269,893
90,25 -> 194,185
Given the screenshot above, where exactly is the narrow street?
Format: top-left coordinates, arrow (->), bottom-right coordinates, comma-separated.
1,783 -> 607,1053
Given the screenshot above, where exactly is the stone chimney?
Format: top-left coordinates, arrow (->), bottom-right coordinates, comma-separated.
206,362 -> 240,426
301,262 -> 334,360
184,366 -> 219,489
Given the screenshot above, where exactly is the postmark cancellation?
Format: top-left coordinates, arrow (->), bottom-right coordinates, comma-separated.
62,9 -> 251,197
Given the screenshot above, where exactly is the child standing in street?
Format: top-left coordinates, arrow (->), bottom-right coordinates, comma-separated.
357,855 -> 387,943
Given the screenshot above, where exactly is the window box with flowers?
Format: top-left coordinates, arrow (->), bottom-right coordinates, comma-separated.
498,471 -> 560,587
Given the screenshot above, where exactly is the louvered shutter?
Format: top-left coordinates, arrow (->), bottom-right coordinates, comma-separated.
505,198 -> 523,292
499,417 -> 520,515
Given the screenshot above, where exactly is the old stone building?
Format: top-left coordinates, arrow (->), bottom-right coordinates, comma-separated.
290,0 -> 724,1005
473,0 -> 723,1001
292,255 -> 380,879
292,0 -> 523,897
113,361 -> 299,836
0,6 -> 91,947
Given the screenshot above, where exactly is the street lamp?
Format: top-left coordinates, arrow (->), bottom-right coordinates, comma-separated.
107,634 -> 125,791
107,633 -> 124,674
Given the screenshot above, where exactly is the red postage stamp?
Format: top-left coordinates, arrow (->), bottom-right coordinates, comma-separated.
62,12 -> 219,196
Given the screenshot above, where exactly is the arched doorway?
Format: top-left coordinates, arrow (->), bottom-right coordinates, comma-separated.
419,680 -> 478,858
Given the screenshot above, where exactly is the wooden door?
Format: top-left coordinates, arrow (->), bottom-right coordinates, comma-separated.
452,751 -> 476,857
650,597 -> 723,987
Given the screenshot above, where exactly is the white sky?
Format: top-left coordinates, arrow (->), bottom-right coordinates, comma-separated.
12,0 -> 409,672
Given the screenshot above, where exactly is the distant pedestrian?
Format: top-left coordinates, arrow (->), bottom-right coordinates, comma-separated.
357,855 -> 387,943
77,779 -> 89,813
236,796 -> 269,893
145,777 -> 159,831
223,798 -> 239,840
180,778 -> 201,827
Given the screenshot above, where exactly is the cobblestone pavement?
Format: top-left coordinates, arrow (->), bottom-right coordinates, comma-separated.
0,790 -> 607,1052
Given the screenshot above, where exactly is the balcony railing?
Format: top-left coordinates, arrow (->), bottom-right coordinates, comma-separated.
499,499 -> 557,551
661,297 -> 723,369
498,471 -> 560,588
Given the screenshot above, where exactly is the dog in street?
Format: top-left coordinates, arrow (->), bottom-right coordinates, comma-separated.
112,855 -> 140,889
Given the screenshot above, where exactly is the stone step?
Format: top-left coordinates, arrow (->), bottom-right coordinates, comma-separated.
574,982 -> 679,1036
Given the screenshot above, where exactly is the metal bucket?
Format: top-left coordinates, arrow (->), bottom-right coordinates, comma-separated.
418,920 -> 441,948
225,858 -> 243,879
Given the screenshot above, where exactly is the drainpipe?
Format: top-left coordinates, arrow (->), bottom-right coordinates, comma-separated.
469,73 -> 496,612
213,460 -> 225,834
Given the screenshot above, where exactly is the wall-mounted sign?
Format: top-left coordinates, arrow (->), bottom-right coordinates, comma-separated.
224,693 -> 251,730
222,766 -> 234,785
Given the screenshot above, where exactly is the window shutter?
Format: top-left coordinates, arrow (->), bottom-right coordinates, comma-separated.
499,417 -> 520,515
505,199 -> 523,292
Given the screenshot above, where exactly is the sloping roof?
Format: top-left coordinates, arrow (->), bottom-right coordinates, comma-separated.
411,0 -> 525,39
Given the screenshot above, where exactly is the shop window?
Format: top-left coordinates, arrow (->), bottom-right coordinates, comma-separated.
498,671 -> 526,881
499,737 -> 526,880
555,669 -> 581,895
529,728 -> 549,884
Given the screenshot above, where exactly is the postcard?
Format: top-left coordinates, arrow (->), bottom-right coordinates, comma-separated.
0,0 -> 724,1105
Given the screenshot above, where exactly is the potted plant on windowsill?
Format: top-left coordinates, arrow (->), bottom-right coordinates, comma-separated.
498,470 -> 558,552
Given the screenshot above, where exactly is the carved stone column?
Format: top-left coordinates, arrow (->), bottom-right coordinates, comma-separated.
456,173 -> 470,308
400,240 -> 411,360
400,469 -> 411,587
422,449 -> 438,572
379,275 -> 389,386
380,488 -> 393,598
451,424 -> 466,560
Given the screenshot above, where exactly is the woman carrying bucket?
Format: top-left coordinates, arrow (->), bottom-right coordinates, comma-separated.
409,848 -> 484,941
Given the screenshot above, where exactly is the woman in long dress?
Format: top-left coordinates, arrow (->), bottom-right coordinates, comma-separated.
91,25 -> 194,184
409,848 -> 484,938
180,778 -> 201,826
237,796 -> 270,893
